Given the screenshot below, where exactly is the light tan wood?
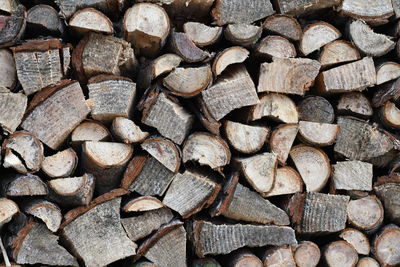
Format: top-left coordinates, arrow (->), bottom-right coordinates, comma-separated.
23,199 -> 62,232
337,93 -> 373,117
112,117 -> 149,143
262,14 -> 302,41
123,196 -> 164,212
300,22 -> 341,56
255,36 -> 296,59
319,40 -> 361,68
41,148 -> 77,178
224,24 -> 262,47
262,246 -> 296,267
294,241 -> 321,267
0,92 -> 27,134
0,0 -> 12,13
0,198 -> 18,228
347,195 -> 384,231
269,124 -> 298,165
324,241 -> 358,267
274,0 -> 341,16
230,250 -> 262,267
332,161 -> 373,191
183,22 -> 222,47
374,227 -> 400,266
356,257 -> 380,267
341,0 -> 394,25
71,120 -> 111,147
141,137 -> 181,173
265,166 -> 303,197
0,49 -> 17,91
212,46 -> 249,76
381,101 -> 400,128
298,121 -> 339,146
249,93 -> 298,123
339,228 -> 370,255
69,8 -> 113,36
376,61 -> 400,85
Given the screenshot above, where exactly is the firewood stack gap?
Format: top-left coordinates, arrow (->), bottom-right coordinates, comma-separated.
2,0 -> 400,266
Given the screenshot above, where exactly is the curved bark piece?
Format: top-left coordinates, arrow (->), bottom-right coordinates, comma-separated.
319,40 -> 361,68
339,228 -> 370,255
294,241 -> 321,267
69,8 -> 113,36
22,199 -> 62,232
263,14 -> 302,41
298,121 -> 339,146
41,148 -> 77,178
183,22 -> 222,47
255,36 -> 296,59
249,93 -> 298,123
212,46 -> 249,76
123,196 -> 164,212
265,166 -> 303,197
224,24 -> 262,47
323,241 -> 358,267
300,22 -> 341,56
141,137 -> 181,173
269,124 -> 298,165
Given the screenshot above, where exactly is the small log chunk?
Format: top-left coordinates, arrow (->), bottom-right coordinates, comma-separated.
193,258 -> 221,267
300,22 -> 341,56
376,61 -> 400,85
298,96 -> 334,123
27,5 -> 64,36
192,220 -> 297,257
347,195 -> 384,232
339,228 -> 370,255
212,46 -> 249,76
0,4 -> 26,48
288,192 -> 349,234
349,20 -> 395,57
337,93 -> 373,118
183,22 -> 222,47
263,14 -> 302,41
169,31 -> 210,63
21,81 -> 90,150
0,198 -> 18,227
380,101 -> 400,129
374,175 -> 400,224
163,65 -> 212,97
123,196 -> 164,212
123,3 -> 170,57
162,0 -> 214,22
70,120 -> 110,148
249,93 -> 298,123
12,222 -> 78,266
230,250 -> 262,267
41,148 -> 77,178
141,137 -> 181,173
319,40 -> 361,68
69,8 -> 113,36
372,78 -> 400,108
224,24 -> 262,47
262,246 -> 296,267
223,121 -> 269,154
163,170 -> 220,218
48,174 -> 95,207
357,257 -> 380,267
121,207 -> 173,241
341,0 -> 394,25
290,145 -> 331,192
81,141 -> 133,194
294,241 -> 321,267
61,197 -> 137,267
0,49 -> 17,91
269,124 -> 298,165
112,117 -> 149,144
2,131 -> 43,174
332,161 -> 373,191
0,0 -> 12,14
22,199 -> 61,232
374,227 -> 400,267
194,97 -> 221,135
258,57 -> 320,95
323,241 -> 358,267
2,174 -> 48,197
55,0 -> 124,19
274,0 -> 341,16
298,121 -> 339,146
183,132 -> 230,170
265,166 -> 303,197
234,152 -> 277,196
254,36 -> 296,59
316,57 -> 376,94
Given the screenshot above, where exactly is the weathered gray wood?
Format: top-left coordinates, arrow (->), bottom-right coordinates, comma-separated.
55,0 -> 123,19
294,241 -> 321,267
0,49 -> 17,91
374,175 -> 400,224
269,124 -> 298,165
298,96 -> 334,123
337,92 -> 373,118
262,246 -> 296,267
41,148 -> 77,178
341,0 -> 394,25
224,24 -> 262,47
323,241 -> 358,267
1,174 -> 48,197
22,199 -> 62,232
69,8 -> 113,36
275,0 -> 341,16
254,36 -> 297,59
169,31 -> 210,63
263,15 -> 302,41
27,5 -> 64,35
372,78 -> 400,108
0,4 -> 26,48
339,228 -> 370,255
184,22 -> 222,47
300,22 -> 341,56
394,0 -> 400,18
319,40 -> 361,68
141,137 -> 181,172
249,93 -> 298,123
332,161 -> 373,191
212,46 -> 249,76
347,195 -> 384,232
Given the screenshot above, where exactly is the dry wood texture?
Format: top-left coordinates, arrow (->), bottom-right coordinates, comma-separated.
224,24 -> 262,48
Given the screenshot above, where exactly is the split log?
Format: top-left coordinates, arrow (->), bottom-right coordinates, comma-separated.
27,5 -> 64,36
163,170 -> 220,218
0,49 -> 16,91
372,78 -> 400,108
41,148 -> 77,178
373,227 -> 400,267
0,4 -> 26,48
112,117 -> 149,144
169,31 -> 210,63
224,24 -> 262,48
70,120 -> 110,148
337,93 -> 373,118
193,258 -> 221,267
192,220 -> 297,257
316,57 -> 376,94
357,257 -> 380,267
264,166 -> 303,197
21,80 -> 90,150
258,57 -> 320,95
341,0 -> 394,25
183,22 -> 222,47
347,195 -> 384,232
269,124 -> 298,165
374,175 -> 400,224
394,0 -> 400,18
202,64 -> 259,121
183,132 -> 230,170
254,36 -> 296,59
211,0 -> 274,25
0,198 -> 18,227
262,246 -> 296,267
194,97 -> 221,135
349,20 -> 395,57
339,228 -> 370,255
55,0 -> 124,19
298,121 -> 339,146
274,0 -> 341,16
123,3 -> 170,57
323,241 -> 358,267
376,61 -> 400,85
48,174 -> 95,207
1,174 -> 48,197
300,22 -> 341,56
22,199 -> 61,232
294,241 -> 321,267
298,96 -> 334,123
2,131 -> 43,174
161,0 -> 215,23
123,196 -> 164,212
223,121 -> 268,154
332,161 -> 373,191
262,14 -> 302,41
81,141 -> 133,194
380,101 -> 400,129
68,8 -> 113,36
319,40 -> 361,68
290,145 -> 331,192
230,250 -> 262,267
141,137 -> 181,173
212,46 -> 249,76
0,0 -> 12,14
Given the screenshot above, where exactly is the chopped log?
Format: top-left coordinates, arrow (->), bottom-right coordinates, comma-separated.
380,101 -> 400,129
374,175 -> 400,224
323,241 -> 358,267
192,220 -> 297,257
262,246 -> 296,267
194,97 -> 221,135
300,22 -> 341,56
288,192 -> 349,234
162,0 -> 214,22
27,5 -> 64,36
202,65 -> 259,121
372,78 -> 400,108
81,141 -> 133,194
319,40 -> 361,68
341,0 -> 394,25
357,257 -> 380,267
12,222 -> 78,266
70,120 -> 110,148
264,166 -> 303,197
193,258 -> 221,267
373,227 -> 400,267
21,81 -> 90,150
337,93 -> 373,118
298,96 -> 334,123
55,0 -> 124,19
0,90 -> 26,133
347,195 -> 384,232
0,49 -> 16,91
69,8 -> 113,37
258,57 -> 320,95
112,117 -> 149,144
41,148 -> 77,178
123,3 -> 170,57
332,161 -> 373,191
123,196 -> 164,212
230,249 -> 262,267
254,36 -> 296,59
2,131 -> 43,174
0,198 -> 18,227
294,241 -> 321,267
212,46 -> 249,76
48,174 -> 95,207
169,31 -> 210,63
274,0 -> 341,16
163,65 -> 212,97
211,0 -> 274,25
269,124 -> 298,165
234,152 -> 277,196
223,121 -> 268,154
376,61 -> 400,85
0,4 -> 26,48
22,199 -> 61,232
316,57 -> 376,94
349,20 -> 395,57
1,174 -> 48,197
394,0 -> 400,18
290,145 -> 331,192
121,207 -> 173,241
0,0 -> 12,14
183,132 -> 230,170
88,76 -> 136,122
163,170 -> 220,218
61,197 -> 137,267
248,93 -> 298,123
183,22 -> 222,47
141,137 -> 181,173
339,228 -> 370,255
298,121 -> 339,146
262,14 -> 302,41
224,24 -> 262,47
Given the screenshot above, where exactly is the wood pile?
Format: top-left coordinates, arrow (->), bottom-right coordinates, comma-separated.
2,0 -> 400,266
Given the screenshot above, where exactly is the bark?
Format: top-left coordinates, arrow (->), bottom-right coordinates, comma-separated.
0,4 -> 26,48
372,78 -> 400,108
169,31 -> 210,63
298,96 -> 335,123
1,174 -> 48,197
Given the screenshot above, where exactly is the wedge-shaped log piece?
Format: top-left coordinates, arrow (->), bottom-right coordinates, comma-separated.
0,3 -> 26,48
374,227 -> 400,267
169,31 -> 210,63
380,101 -> 400,129
41,148 -> 77,178
22,199 -> 61,232
255,36 -> 296,59
300,22 -> 341,56
259,58 -> 320,95
231,250 -> 262,267
374,174 -> 400,224
270,124 -> 298,165
0,198 -> 18,227
192,220 -> 297,257
0,49 -> 17,91
70,120 -> 110,147
27,5 -> 64,36
323,241 -> 358,267
2,174 -> 48,197
262,246 -> 296,267
249,93 -> 298,123
141,137 -> 181,173
339,228 -> 370,255
274,0 -> 341,16
265,167 -> 303,197
319,40 -> 361,68
112,117 -> 149,144
212,46 -> 249,76
224,24 -> 262,47
357,257 -> 380,267
123,196 -> 164,212
55,0 -> 124,19
163,170 -> 220,218
263,15 -> 302,41
194,97 -> 221,135
376,62 -> 400,85
337,93 -> 373,118
341,0 -> 394,25
21,81 -> 90,150
298,96 -> 334,123
202,65 -> 259,121
332,161 -> 373,191
347,195 -> 384,232
184,22 -> 222,47
298,121 -> 339,146
69,8 -> 113,36
294,241 -> 321,267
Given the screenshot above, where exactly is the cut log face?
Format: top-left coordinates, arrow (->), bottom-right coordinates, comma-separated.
169,31 -> 210,63
162,0 -> 214,22
27,4 -> 64,35
112,117 -> 149,144
258,57 -> 320,95
376,62 -> 400,85
224,24 -> 262,47
341,0 -> 394,24
332,161 -> 373,191
0,49 -> 16,90
262,246 -> 296,267
374,227 -> 400,266
323,241 -> 358,267
294,241 -> 321,267
347,195 -> 384,231
69,8 -> 113,36
381,101 -> 400,129
3,174 -> 48,197
41,148 -> 77,178
255,36 -> 296,59
269,124 -> 299,165
265,166 -> 303,197
0,4 -> 25,48
298,121 -> 339,146
300,22 -> 341,56
141,137 -> 181,173
22,199 -> 62,232
337,93 -> 373,118
71,120 -> 110,148
274,0 -> 341,16
183,22 -> 222,47
0,198 -> 18,227
183,132 -> 231,170
262,14 -> 302,41
21,81 -> 90,150
289,145 -> 331,192
0,93 -> 26,135
0,0 -> 12,13
212,46 -> 249,76
298,96 -> 334,123
123,196 -> 164,212
319,40 -> 361,68
339,228 -> 370,255
357,257 -> 380,267
249,93 -> 298,123
231,250 -> 262,267
374,179 -> 400,224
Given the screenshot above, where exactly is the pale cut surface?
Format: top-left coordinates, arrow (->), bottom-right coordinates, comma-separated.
374,228 -> 400,267
49,176 -> 84,195
337,92 -> 373,117
298,121 -> 339,146
347,196 -> 383,230
6,174 -> 48,197
319,40 -> 361,67
250,93 -> 298,123
255,36 -> 297,58
382,101 -> 400,128
69,8 -> 113,35
341,0 -> 394,20
339,228 -> 370,255
0,0 -> 12,13
24,200 -> 62,232
123,196 -> 164,212
262,246 -> 296,267
294,241 -> 320,267
41,148 -> 77,178
324,241 -> 358,267
71,121 -> 110,143
183,22 -> 222,47
332,160 -> 373,191
0,92 -> 27,134
0,49 -> 16,90
300,22 -> 341,56
0,198 -> 19,227
376,62 -> 400,85
212,46 -> 249,76
141,137 -> 181,173
112,117 -> 149,143
270,124 -> 298,165
84,141 -> 133,167
224,23 -> 262,47
357,257 -> 380,267
224,121 -> 268,154
265,167 -> 303,197
262,14 -> 302,41
152,54 -> 182,78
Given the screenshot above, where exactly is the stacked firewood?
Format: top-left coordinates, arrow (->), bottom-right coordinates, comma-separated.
2,0 -> 400,266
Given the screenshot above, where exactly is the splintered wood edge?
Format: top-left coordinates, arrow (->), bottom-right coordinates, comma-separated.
141,137 -> 181,173
120,154 -> 149,189
287,193 -> 306,232
123,196 -> 164,212
212,46 -> 249,76
69,8 -> 114,34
